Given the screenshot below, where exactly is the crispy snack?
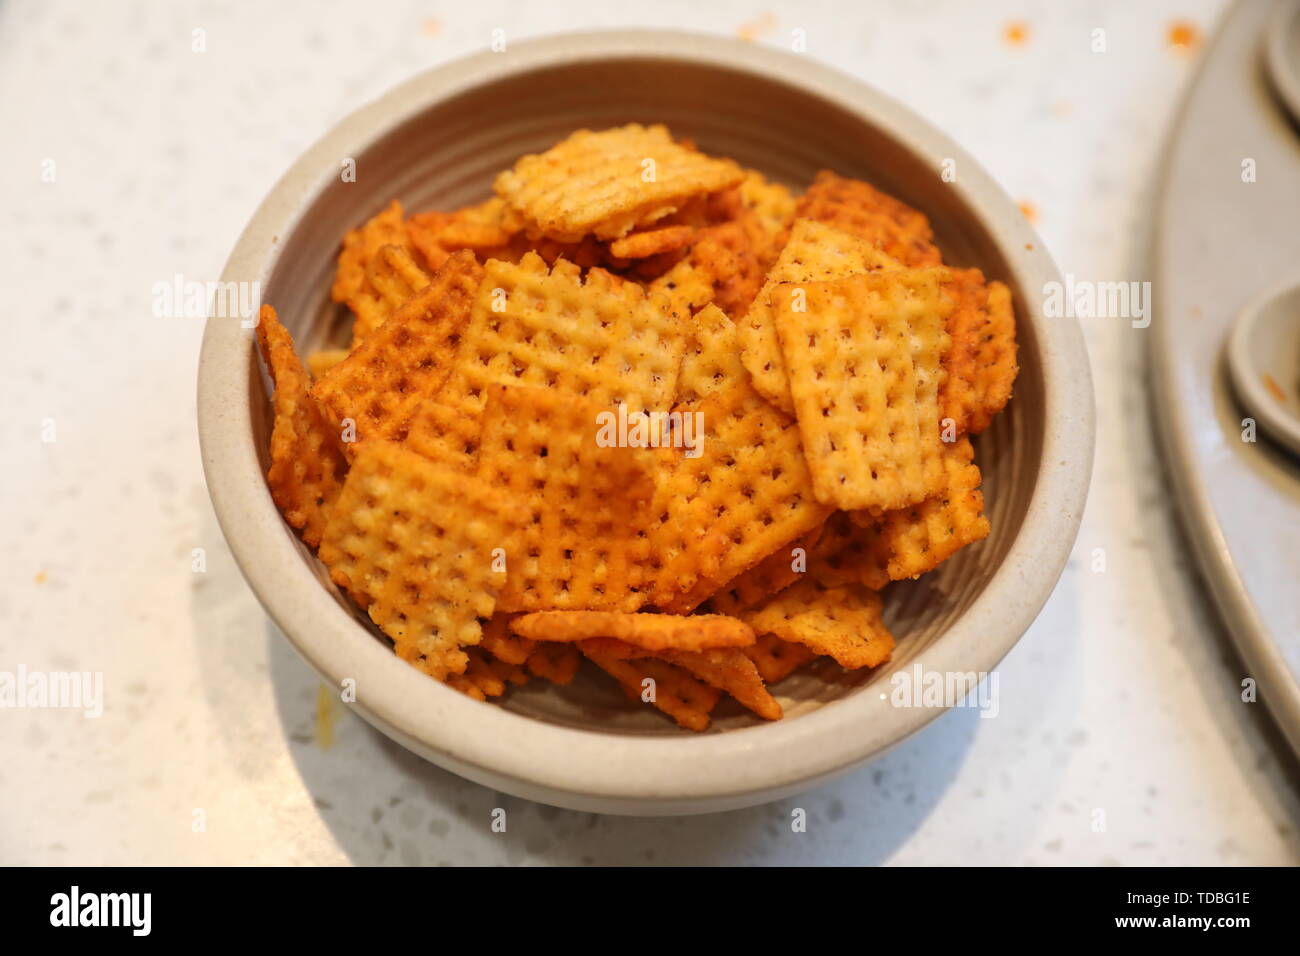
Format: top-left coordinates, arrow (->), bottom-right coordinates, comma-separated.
254,305 -> 347,547
873,435 -> 990,579
794,170 -> 942,267
349,244 -> 434,344
580,638 -> 781,721
582,646 -> 721,732
738,169 -> 796,261
317,441 -> 526,680
477,612 -> 534,666
447,647 -> 530,701
705,524 -> 826,616
404,253 -> 685,470
407,197 -> 523,270
307,348 -> 349,379
477,384 -> 657,611
675,304 -> 747,404
740,580 -> 895,669
609,224 -> 695,259
649,212 -> 767,319
331,199 -> 410,304
494,123 -> 744,242
772,269 -> 954,511
745,632 -> 818,684
525,642 -> 583,685
650,379 -> 834,611
738,219 -> 901,414
311,250 -> 482,454
809,511 -> 891,591
942,273 -> 1018,435
511,611 -> 755,652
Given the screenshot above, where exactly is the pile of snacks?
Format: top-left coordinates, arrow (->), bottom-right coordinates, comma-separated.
254,123 -> 1017,731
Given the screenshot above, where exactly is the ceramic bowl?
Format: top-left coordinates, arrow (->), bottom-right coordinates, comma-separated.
197,30 -> 1094,815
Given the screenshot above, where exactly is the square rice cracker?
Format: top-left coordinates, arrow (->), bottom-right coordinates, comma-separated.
581,646 -> 721,732
331,199 -> 410,304
349,243 -> 434,345
808,511 -> 891,591
403,253 -> 686,471
446,647 -> 530,701
317,440 -> 527,680
525,642 -> 583,685
865,435 -> 990,580
510,611 -> 755,653
738,219 -> 902,415
310,250 -> 482,456
476,383 -> 657,612
646,382 -> 833,612
579,637 -> 781,721
407,197 -> 524,271
704,523 -> 826,616
255,305 -> 347,548
745,632 -> 818,684
772,268 -> 955,512
794,170 -> 942,267
740,579 -> 895,670
648,210 -> 768,321
941,272 -> 1018,436
493,123 -> 744,242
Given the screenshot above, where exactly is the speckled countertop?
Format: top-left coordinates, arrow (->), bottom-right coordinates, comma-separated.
2,0 -> 1296,865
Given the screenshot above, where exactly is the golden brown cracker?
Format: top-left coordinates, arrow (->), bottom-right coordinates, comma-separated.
511,611 -> 755,652
311,250 -> 482,453
704,524 -> 826,616
579,638 -> 781,721
738,219 -> 902,414
609,224 -> 695,259
524,642 -> 583,685
446,646 -> 530,700
740,580 -> 895,670
744,632 -> 818,684
494,123 -> 744,242
331,199 -> 409,304
317,441 -> 526,680
647,381 -> 834,612
877,436 -> 990,579
255,305 -> 347,547
476,383 -> 657,612
772,268 -> 954,511
403,253 -> 686,471
794,170 -> 941,267
942,273 -> 1018,435
582,646 -> 720,732
477,612 -> 534,666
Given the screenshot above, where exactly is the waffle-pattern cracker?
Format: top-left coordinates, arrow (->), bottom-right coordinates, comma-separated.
581,645 -> 721,731
772,269 -> 954,511
745,632 -> 818,684
494,123 -> 744,242
740,580 -> 895,670
317,441 -> 526,680
942,271 -> 1018,436
255,305 -> 347,547
579,637 -> 781,720
794,170 -> 942,267
311,250 -> 482,455
404,253 -> 686,471
738,219 -> 901,414
477,383 -> 657,612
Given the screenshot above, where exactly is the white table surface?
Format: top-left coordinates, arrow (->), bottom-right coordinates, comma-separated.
2,0 -> 1297,866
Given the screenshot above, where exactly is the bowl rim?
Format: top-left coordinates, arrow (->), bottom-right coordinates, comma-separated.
197,29 -> 1095,814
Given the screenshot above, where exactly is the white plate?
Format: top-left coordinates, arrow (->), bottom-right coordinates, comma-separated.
1151,0 -> 1300,755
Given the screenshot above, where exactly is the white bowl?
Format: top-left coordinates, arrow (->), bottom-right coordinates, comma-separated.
197,30 -> 1094,815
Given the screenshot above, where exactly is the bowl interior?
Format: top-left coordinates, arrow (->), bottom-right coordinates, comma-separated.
255,56 -> 1044,734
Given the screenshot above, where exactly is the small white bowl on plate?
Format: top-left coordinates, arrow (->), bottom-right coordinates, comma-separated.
197,31 -> 1094,815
